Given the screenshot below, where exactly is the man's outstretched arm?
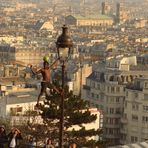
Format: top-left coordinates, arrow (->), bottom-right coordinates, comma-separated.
50,58 -> 59,69
30,65 -> 42,75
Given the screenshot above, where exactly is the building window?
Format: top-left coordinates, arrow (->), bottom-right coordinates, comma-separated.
144,94 -> 148,100
126,91 -> 128,96
110,97 -> 114,103
142,116 -> 148,123
111,87 -> 115,93
110,118 -> 114,124
106,96 -> 109,102
17,107 -> 22,112
100,105 -> 104,110
97,84 -> 100,90
86,90 -> 90,97
91,93 -> 94,98
116,97 -> 120,103
143,106 -> 148,112
145,82 -> 148,88
116,87 -> 120,92
124,101 -> 127,108
100,95 -> 104,102
116,108 -> 120,114
132,104 -> 139,111
91,81 -> 95,88
96,94 -> 99,99
10,107 -> 22,115
121,134 -> 126,140
110,108 -> 114,114
106,107 -> 109,114
116,129 -> 120,134
132,115 -> 138,121
109,129 -> 113,134
107,86 -> 109,92
131,136 -> 138,143
115,118 -> 119,124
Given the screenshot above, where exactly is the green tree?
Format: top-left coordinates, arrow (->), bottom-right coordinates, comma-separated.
39,82 -> 102,147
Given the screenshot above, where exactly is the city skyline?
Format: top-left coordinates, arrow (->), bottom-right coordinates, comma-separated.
0,0 -> 147,147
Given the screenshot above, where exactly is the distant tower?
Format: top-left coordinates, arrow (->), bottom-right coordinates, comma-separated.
102,2 -> 106,15
102,2 -> 111,15
116,3 -> 120,23
116,3 -> 127,24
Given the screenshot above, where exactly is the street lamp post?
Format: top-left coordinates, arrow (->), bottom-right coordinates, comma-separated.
56,25 -> 73,148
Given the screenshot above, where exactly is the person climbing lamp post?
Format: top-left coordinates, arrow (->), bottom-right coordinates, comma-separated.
56,25 -> 73,148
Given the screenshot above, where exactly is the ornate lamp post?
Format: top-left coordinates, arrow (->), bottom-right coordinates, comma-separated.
56,25 -> 73,148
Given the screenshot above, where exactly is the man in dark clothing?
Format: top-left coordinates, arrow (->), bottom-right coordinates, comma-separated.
0,125 -> 8,148
7,128 -> 23,148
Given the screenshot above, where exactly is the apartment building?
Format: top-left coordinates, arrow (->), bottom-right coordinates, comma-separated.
121,78 -> 148,144
67,63 -> 92,96
14,47 -> 49,66
0,44 -> 50,66
82,55 -> 148,146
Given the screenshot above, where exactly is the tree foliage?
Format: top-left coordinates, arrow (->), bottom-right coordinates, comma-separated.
39,82 -> 102,147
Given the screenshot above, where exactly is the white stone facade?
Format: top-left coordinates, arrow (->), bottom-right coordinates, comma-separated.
82,56 -> 148,146
121,78 -> 148,144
